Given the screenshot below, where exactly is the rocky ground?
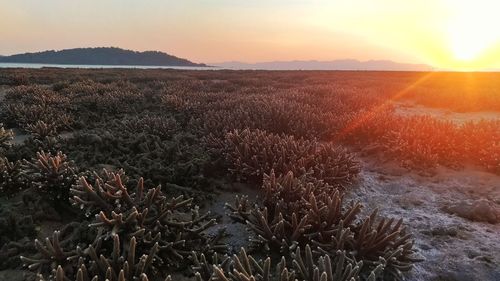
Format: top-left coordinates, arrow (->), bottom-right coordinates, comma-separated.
352,155 -> 500,281
197,152 -> 500,281
352,101 -> 500,280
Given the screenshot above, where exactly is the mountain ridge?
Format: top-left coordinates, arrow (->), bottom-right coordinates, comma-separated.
214,59 -> 432,71
0,47 -> 206,67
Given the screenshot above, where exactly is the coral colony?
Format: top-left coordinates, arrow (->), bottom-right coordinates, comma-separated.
0,69 -> 498,281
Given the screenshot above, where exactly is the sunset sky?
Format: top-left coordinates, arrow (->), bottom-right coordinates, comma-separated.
1,0 -> 500,70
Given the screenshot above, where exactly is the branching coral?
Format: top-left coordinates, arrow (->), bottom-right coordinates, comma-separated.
26,121 -> 60,139
71,170 -> 223,267
0,157 -> 29,194
2,86 -> 73,132
315,209 -> 418,280
115,115 -> 179,140
26,233 -> 170,281
227,172 -> 360,252
193,99 -> 334,139
382,116 -> 461,170
24,151 -> 77,202
0,124 -> 14,152
23,171 -> 223,281
59,126 -> 214,192
461,120 -> 500,174
226,172 -> 418,279
193,245 -> 381,281
4,69 -> 491,281
212,129 -> 359,187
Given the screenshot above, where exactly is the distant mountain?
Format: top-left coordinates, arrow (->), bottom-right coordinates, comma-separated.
0,47 -> 206,67
215,59 -> 432,71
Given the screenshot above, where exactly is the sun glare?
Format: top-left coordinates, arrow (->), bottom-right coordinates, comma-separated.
445,0 -> 500,67
450,28 -> 491,62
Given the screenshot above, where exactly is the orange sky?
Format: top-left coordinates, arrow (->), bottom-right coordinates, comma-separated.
1,0 -> 500,70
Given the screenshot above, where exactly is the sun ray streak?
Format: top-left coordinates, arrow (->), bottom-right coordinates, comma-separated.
333,72 -> 436,141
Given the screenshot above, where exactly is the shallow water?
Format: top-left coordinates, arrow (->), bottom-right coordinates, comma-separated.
0,62 -> 217,70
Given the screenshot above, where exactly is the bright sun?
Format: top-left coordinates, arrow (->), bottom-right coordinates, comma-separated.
445,0 -> 500,65
449,25 -> 492,61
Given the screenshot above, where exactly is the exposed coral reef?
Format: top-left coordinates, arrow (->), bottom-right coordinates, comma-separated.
0,124 -> 13,152
227,172 -> 418,279
212,129 -> 359,187
193,245 -> 382,281
2,69 -> 495,281
21,171 -> 224,281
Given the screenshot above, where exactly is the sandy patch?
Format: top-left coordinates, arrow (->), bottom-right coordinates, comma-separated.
352,156 -> 500,281
394,101 -> 500,124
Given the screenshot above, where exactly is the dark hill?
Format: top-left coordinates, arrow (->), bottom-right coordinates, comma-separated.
0,47 -> 206,67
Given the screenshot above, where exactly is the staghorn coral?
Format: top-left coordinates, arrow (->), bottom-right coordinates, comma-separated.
291,245 -> 383,281
212,129 -> 359,187
192,98 -> 335,139
382,116 -> 461,170
20,222 -> 95,273
24,151 -> 78,202
2,85 -> 73,131
0,124 -> 14,152
193,247 -> 294,281
59,80 -> 145,125
23,171 -> 223,281
70,170 -> 223,268
26,121 -> 62,139
3,68 -> 499,281
48,265 -> 161,281
227,171 -> 360,252
227,172 -> 418,280
0,157 -> 29,195
59,126 -> 214,192
25,232 -> 170,281
3,71 -> 497,174
21,230 -> 79,273
115,115 -> 179,140
461,120 -> 500,174
193,245 -> 381,281
314,209 -> 418,280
